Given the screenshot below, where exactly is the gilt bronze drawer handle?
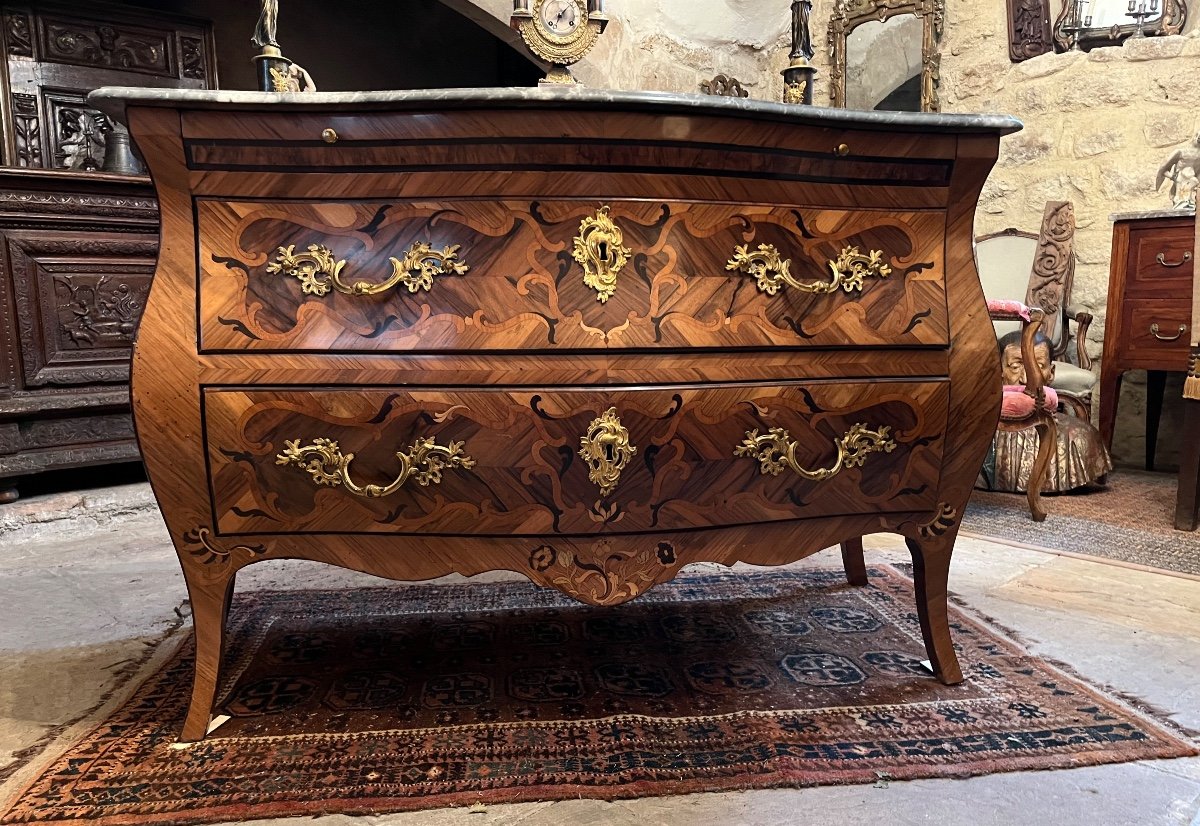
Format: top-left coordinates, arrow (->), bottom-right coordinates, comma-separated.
267,242 -> 469,297
726,243 -> 892,296
1156,251 -> 1191,268
574,206 -> 631,303
1150,322 -> 1187,342
735,422 -> 896,481
276,436 -> 476,498
579,407 -> 636,496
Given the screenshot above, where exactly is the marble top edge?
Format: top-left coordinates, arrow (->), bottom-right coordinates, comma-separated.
1110,207 -> 1196,221
87,86 -> 1023,135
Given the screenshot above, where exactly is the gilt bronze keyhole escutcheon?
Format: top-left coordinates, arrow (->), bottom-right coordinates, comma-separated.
573,206 -> 631,303
579,407 -> 636,496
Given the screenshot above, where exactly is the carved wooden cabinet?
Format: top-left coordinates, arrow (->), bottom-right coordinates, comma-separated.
91,86 -> 1019,741
1,2 -> 215,170
0,168 -> 158,498
0,2 -> 214,498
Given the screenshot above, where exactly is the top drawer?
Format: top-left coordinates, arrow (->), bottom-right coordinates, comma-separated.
198,199 -> 948,354
1125,219 -> 1195,297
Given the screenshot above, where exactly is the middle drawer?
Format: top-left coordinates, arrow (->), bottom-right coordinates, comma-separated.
197,199 -> 948,353
203,380 -> 948,536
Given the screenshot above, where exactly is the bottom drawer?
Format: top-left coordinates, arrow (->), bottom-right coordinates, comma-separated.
1119,301 -> 1192,368
203,381 -> 948,536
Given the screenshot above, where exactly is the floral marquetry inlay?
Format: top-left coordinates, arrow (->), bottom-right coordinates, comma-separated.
529,541 -> 679,606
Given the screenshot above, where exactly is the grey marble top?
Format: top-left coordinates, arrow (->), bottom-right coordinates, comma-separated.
1110,207 -> 1197,222
87,86 -> 1023,136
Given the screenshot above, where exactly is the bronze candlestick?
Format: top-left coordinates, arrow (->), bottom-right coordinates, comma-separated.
782,0 -> 816,104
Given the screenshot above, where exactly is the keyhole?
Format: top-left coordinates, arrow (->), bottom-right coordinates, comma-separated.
604,443 -> 615,462
598,240 -> 609,261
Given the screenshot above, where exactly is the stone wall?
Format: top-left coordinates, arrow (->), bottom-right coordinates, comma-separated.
447,0 -> 1199,466
936,6 -> 1200,468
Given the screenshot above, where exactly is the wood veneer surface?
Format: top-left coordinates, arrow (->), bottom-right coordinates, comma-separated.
111,92 -> 1010,741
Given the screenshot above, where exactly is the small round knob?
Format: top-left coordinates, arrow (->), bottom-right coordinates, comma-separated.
321,128 -> 338,144
834,143 -> 850,157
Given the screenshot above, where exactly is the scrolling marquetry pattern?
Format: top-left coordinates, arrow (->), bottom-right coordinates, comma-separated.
528,540 -> 680,606
200,200 -> 946,353
182,526 -> 266,566
205,384 -> 948,537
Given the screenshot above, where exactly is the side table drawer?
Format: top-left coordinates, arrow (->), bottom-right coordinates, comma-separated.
1118,300 -> 1191,368
197,199 -> 948,353
1125,221 -> 1195,297
203,380 -> 948,537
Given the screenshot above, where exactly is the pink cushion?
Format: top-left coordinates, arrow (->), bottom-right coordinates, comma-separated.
987,299 -> 1032,321
1000,385 -> 1058,420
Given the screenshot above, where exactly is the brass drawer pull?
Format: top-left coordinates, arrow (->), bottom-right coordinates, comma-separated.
321,128 -> 338,144
1156,251 -> 1191,268
726,243 -> 892,296
276,436 -> 475,498
579,407 -> 636,496
1150,323 -> 1187,342
574,206 -> 631,303
735,422 -> 896,481
268,242 -> 468,297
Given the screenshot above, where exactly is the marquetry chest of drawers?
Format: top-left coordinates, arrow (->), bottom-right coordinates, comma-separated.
90,87 -> 1020,741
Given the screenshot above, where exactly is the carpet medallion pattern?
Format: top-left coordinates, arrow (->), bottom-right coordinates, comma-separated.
0,567 -> 1193,825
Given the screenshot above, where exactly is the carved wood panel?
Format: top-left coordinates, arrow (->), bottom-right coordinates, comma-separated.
4,229 -> 158,386
39,13 -> 173,77
204,381 -> 948,537
43,89 -> 108,171
1,3 -> 215,170
1007,0 -> 1053,62
10,91 -> 41,167
5,9 -> 33,57
198,200 -> 949,353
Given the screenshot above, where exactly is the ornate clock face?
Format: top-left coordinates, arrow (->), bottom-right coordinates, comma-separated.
515,0 -> 601,79
539,0 -> 582,35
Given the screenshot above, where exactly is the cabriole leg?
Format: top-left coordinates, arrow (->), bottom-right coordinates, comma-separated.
1027,417 -> 1056,523
180,570 -> 237,742
840,537 -> 868,586
904,534 -> 964,685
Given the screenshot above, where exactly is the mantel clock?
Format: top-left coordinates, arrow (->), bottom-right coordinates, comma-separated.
511,0 -> 609,84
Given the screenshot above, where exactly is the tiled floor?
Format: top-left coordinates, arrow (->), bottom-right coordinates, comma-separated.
1,483 -> 1198,826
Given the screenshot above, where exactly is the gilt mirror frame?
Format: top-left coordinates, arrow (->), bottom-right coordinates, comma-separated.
828,0 -> 946,113
1052,0 -> 1187,51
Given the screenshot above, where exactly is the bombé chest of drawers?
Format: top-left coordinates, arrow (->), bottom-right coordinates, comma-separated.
90,87 -> 1020,741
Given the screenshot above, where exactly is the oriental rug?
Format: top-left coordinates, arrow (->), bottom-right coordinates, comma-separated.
1,567 -> 1194,825
964,470 -> 1200,577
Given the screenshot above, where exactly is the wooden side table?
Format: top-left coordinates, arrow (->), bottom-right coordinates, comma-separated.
1099,211 -> 1196,469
